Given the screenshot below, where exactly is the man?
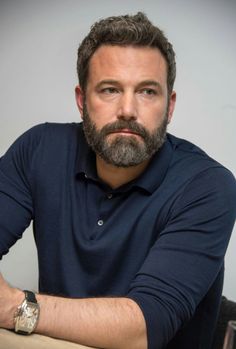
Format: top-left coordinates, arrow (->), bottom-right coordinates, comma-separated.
0,12 -> 235,349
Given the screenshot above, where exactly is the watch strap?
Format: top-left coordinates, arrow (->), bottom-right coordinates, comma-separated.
16,329 -> 29,336
14,290 -> 40,335
24,290 -> 37,304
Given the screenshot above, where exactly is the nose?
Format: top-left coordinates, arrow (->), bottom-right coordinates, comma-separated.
117,92 -> 137,121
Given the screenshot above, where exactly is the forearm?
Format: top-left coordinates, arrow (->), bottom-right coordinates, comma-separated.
35,294 -> 147,349
0,273 -> 147,348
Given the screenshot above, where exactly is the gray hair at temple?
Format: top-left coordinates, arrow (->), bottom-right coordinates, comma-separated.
77,12 -> 176,97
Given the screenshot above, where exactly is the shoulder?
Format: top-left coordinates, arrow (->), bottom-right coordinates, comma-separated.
10,122 -> 83,152
163,134 -> 236,215
167,133 -> 234,181
168,133 -> 216,163
0,122 -> 84,172
166,134 -> 235,218
21,122 -> 81,140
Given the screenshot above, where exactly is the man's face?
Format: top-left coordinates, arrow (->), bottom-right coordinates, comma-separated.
76,45 -> 176,167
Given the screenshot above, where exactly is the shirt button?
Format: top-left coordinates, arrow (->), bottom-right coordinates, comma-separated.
107,193 -> 113,199
97,219 -> 104,226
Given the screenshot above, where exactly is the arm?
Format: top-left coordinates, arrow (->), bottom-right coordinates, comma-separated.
127,167 -> 236,348
0,126 -> 146,348
0,273 -> 147,349
0,126 -> 45,259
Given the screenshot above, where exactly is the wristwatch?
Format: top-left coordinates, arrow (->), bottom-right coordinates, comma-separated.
14,290 -> 40,335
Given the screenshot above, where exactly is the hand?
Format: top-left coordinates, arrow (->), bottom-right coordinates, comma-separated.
0,273 -> 24,329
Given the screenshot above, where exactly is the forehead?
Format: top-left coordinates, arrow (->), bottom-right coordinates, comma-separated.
87,45 -> 168,86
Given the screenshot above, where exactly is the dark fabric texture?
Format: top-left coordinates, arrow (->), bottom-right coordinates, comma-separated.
0,123 -> 235,349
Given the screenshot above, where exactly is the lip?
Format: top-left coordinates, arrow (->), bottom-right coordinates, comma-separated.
109,129 -> 140,136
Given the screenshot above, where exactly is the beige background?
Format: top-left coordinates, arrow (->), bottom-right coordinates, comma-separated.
0,0 -> 235,298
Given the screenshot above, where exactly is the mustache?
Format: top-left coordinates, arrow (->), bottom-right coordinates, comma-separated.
100,120 -> 148,138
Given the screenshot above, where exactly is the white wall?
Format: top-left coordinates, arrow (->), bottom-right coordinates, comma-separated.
0,0 -> 235,297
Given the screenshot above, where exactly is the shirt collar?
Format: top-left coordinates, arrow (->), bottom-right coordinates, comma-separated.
76,123 -> 174,194
75,123 -> 97,179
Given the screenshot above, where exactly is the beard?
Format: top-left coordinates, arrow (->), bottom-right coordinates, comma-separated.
82,105 -> 168,168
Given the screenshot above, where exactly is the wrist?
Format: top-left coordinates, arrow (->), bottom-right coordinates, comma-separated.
14,290 -> 40,334
8,288 -> 25,329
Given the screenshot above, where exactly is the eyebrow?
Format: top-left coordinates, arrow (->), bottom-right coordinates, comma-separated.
95,79 -> 162,90
137,80 -> 162,89
95,80 -> 120,89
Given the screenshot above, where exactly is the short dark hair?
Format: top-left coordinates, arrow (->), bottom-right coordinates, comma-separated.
77,12 -> 176,96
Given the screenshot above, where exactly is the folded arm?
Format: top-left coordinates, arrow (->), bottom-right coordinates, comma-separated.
0,273 -> 147,349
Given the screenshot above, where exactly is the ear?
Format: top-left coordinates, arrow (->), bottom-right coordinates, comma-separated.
75,85 -> 85,118
167,90 -> 176,124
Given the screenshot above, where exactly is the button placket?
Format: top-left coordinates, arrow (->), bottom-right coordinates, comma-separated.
91,191 -> 118,238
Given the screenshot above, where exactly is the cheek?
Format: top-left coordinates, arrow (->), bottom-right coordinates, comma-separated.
140,104 -> 167,127
86,97 -> 117,123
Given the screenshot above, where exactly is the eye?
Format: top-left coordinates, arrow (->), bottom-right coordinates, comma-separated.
140,88 -> 157,96
101,87 -> 119,94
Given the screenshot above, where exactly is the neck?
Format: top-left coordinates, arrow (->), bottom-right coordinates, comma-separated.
96,156 -> 150,189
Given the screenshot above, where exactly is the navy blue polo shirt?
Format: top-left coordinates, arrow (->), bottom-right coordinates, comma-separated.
0,123 -> 235,349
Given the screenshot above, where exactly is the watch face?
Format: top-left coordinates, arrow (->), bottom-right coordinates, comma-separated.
15,300 -> 40,333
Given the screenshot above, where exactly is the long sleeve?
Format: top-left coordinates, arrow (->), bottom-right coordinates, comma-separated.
127,167 -> 236,349
0,125 -> 44,258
